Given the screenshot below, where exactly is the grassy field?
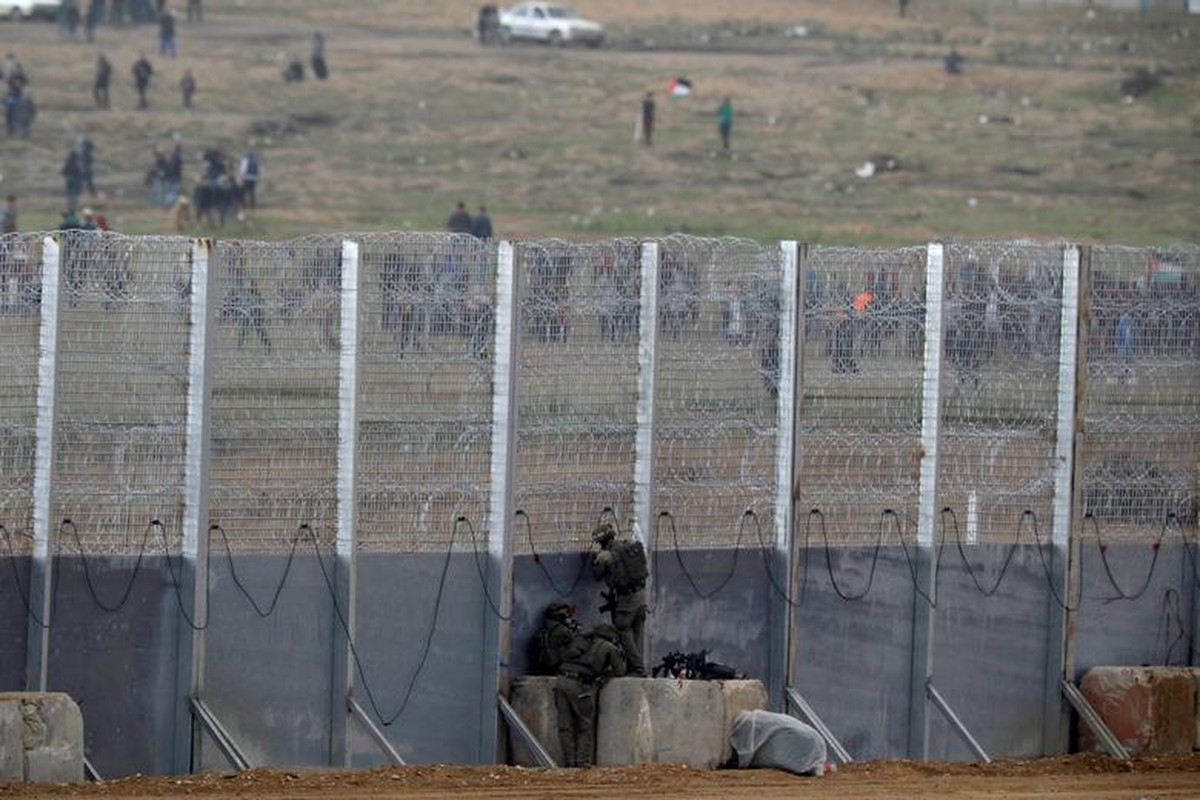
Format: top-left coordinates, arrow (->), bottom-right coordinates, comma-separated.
0,0 -> 1195,244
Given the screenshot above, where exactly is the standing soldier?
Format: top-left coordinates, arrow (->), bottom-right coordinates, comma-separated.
554,623 -> 626,767
590,523 -> 648,676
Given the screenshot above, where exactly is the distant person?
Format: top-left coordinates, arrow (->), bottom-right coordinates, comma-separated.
446,201 -> 471,233
180,69 -> 195,109
94,53 -> 112,109
75,133 -> 96,197
944,47 -> 964,76
59,207 -> 85,231
1,194 -> 17,233
159,5 -> 177,58
283,57 -> 304,83
639,91 -> 655,146
311,32 -> 328,80
476,4 -> 499,45
2,84 -> 18,136
470,205 -> 493,239
899,0 -> 910,17
63,149 -> 85,209
238,152 -> 261,208
13,92 -> 35,138
132,53 -> 153,108
186,0 -> 201,22
165,141 -> 183,205
717,95 -> 733,151
85,0 -> 101,41
2,54 -> 26,91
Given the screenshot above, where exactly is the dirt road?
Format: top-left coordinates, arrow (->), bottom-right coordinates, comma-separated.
3,756 -> 1199,800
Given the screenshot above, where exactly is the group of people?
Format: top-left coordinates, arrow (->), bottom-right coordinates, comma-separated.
638,91 -> 735,152
283,33 -> 330,83
446,201 -> 493,239
54,0 -> 203,42
529,523 -> 648,767
93,50 -> 195,111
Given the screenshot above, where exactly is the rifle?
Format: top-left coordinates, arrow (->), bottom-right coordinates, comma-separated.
598,589 -> 616,615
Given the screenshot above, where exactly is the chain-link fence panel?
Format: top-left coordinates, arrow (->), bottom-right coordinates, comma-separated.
353,233 -> 495,553
49,232 -> 192,555
651,236 -> 780,549
208,236 -> 341,552
0,233 -> 43,553
794,246 -> 926,546
514,238 -> 642,554
796,244 -> 926,546
1081,245 -> 1199,541
939,241 -> 1064,544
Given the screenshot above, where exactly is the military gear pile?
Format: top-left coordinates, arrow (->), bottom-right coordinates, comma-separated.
652,650 -> 743,681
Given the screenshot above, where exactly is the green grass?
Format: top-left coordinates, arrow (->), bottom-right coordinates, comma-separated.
0,0 -> 1195,245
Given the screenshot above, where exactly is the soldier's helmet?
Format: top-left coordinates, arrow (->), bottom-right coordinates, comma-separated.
592,623 -> 619,643
544,600 -> 574,620
591,523 -> 616,546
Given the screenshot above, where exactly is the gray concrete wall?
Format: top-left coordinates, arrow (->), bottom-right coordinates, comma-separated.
789,548 -> 917,760
0,556 -> 30,691
200,554 -> 336,771
350,554 -> 488,766
44,557 -> 180,778
929,546 -> 1051,760
1074,543 -> 1196,675
0,544 -> 1193,776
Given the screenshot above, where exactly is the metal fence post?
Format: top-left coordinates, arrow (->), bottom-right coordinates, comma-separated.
330,239 -> 361,767
26,235 -> 62,693
482,240 -> 519,762
173,239 -> 216,773
909,242 -> 947,760
633,241 -> 660,655
770,240 -> 802,712
1043,244 -> 1085,754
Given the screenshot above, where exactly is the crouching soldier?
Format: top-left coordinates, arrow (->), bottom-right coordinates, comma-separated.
591,523 -> 648,676
554,623 -> 626,767
530,600 -> 580,675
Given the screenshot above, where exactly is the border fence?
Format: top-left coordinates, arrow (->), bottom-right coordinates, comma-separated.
0,232 -> 1196,776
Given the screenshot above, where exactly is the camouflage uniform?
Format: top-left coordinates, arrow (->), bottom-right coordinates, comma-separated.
554,624 -> 627,767
591,524 -> 648,676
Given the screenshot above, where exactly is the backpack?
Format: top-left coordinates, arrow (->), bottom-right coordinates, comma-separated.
530,618 -> 581,675
609,540 -> 647,593
244,155 -> 260,179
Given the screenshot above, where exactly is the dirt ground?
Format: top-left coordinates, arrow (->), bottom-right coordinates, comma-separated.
4,755 -> 1200,800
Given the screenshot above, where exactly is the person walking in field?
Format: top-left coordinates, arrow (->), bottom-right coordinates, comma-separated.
132,53 -> 153,109
639,91 -> 655,146
717,95 -> 733,152
94,53 -> 112,109
180,69 -> 195,109
159,4 -> 177,58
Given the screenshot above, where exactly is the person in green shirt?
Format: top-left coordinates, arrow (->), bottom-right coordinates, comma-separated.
717,96 -> 733,151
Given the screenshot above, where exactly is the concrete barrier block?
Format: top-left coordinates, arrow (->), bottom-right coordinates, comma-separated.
1079,667 -> 1196,757
719,681 -> 769,764
0,701 -> 23,781
508,676 -> 563,767
596,678 -> 725,769
0,693 -> 84,783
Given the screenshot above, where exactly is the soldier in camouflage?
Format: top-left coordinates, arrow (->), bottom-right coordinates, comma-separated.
554,622 -> 627,767
590,523 -> 648,676
531,600 -> 581,675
